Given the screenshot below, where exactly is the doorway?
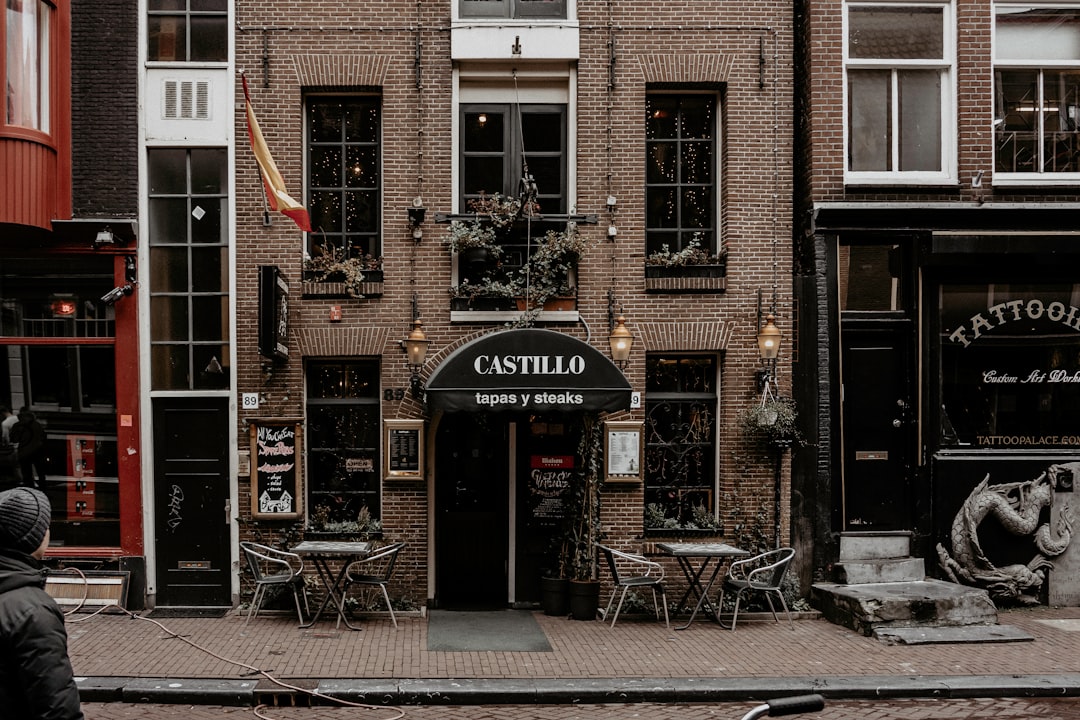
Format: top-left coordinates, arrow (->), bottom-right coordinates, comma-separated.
152,397 -> 231,607
839,321 -> 916,530
434,414 -> 509,608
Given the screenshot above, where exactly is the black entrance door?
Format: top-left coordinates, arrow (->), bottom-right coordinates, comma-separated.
152,397 -> 231,607
435,414 -> 509,608
839,322 -> 916,530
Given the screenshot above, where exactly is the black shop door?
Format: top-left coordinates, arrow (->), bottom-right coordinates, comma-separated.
839,321 -> 916,531
152,397 -> 231,607
435,414 -> 509,608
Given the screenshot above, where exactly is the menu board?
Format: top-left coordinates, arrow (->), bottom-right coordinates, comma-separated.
605,420 -> 644,483
249,420 -> 303,519
385,419 -> 425,479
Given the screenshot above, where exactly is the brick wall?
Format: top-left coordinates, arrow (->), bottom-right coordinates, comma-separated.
235,0 -> 796,605
71,0 -> 138,217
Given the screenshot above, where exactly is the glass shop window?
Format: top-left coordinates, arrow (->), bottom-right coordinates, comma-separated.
644,355 -> 720,531
939,282 -> 1080,448
305,360 -> 382,530
0,255 -> 121,548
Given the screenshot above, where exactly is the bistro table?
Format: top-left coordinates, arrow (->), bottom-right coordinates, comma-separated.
657,541 -> 751,630
290,540 -> 373,631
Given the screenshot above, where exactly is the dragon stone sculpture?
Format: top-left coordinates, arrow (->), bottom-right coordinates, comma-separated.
937,462 -> 1077,604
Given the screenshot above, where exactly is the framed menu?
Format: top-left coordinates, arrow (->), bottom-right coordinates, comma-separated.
385,419 -> 425,480
604,420 -> 643,483
249,419 -> 303,519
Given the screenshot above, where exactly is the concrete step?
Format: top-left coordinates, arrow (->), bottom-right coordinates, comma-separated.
835,557 -> 926,584
811,579 -> 998,637
839,531 -> 913,561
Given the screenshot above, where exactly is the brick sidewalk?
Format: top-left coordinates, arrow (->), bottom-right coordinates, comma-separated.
66,605 -> 1080,687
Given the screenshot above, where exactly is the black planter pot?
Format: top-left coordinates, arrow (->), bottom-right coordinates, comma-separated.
567,579 -> 600,621
459,246 -> 493,276
540,576 -> 569,617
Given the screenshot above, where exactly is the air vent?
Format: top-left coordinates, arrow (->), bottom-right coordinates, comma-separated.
162,79 -> 211,120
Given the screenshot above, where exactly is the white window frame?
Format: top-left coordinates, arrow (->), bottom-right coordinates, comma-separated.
843,0 -> 957,185
993,2 -> 1080,186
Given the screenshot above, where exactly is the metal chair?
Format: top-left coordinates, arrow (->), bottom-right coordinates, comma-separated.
239,541 -> 309,626
596,543 -> 670,629
716,547 -> 796,630
338,542 -> 406,628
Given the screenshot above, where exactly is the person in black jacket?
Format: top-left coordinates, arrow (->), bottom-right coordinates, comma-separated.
0,487 -> 84,719
9,409 -> 47,489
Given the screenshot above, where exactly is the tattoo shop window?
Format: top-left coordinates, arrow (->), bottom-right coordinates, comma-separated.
938,282 -> 1080,448
644,355 -> 721,531
148,0 -> 227,62
305,360 -> 382,531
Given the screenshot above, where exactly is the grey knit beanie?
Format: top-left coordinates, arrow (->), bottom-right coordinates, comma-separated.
0,487 -> 51,554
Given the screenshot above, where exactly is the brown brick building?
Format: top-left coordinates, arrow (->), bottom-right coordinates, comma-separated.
795,0 -> 1080,605
233,0 -> 796,612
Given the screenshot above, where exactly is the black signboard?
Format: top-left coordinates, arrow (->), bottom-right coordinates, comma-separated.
424,328 -> 632,412
258,266 -> 290,362
385,419 -> 424,479
250,420 -> 302,518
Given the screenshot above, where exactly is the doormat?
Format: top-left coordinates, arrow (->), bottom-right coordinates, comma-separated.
145,607 -> 232,618
427,609 -> 552,652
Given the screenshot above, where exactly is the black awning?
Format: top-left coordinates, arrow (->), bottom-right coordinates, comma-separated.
425,328 -> 631,413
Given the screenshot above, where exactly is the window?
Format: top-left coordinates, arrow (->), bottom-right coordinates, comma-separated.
644,356 -> 720,531
460,0 -> 566,19
305,360 -> 381,528
939,282 -> 1080,448
0,255 -> 120,548
459,102 -> 567,274
147,148 -> 229,391
845,2 -> 954,182
147,0 -> 227,62
994,6 -> 1080,178
307,97 -> 382,264
645,95 -> 717,257
5,0 -> 50,131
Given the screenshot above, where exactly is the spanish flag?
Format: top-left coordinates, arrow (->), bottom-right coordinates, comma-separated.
241,73 -> 312,232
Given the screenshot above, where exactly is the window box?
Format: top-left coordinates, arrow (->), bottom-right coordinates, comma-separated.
645,264 -> 727,293
302,270 -> 384,299
451,296 -> 518,312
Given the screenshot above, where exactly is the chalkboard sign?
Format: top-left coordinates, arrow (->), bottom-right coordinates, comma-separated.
250,420 -> 303,519
385,419 -> 424,479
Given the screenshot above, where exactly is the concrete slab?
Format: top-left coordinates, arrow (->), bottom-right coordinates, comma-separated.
874,624 -> 1034,645
812,579 -> 998,635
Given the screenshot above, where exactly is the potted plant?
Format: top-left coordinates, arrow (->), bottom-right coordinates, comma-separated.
442,218 -> 504,276
303,239 -> 383,298
558,415 -> 603,620
519,226 -> 587,311
448,278 -> 522,311
737,395 -> 801,450
644,233 -> 727,293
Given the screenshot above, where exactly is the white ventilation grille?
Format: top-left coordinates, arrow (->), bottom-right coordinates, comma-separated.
162,79 -> 211,120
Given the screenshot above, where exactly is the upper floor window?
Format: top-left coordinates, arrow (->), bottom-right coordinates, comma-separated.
147,148 -> 230,391
845,2 -> 954,183
306,96 -> 382,265
645,94 -> 717,258
460,0 -> 566,19
5,0 -> 51,131
148,0 -> 227,62
994,5 -> 1080,180
458,102 -> 567,275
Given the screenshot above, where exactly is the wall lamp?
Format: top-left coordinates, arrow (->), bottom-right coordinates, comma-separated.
94,228 -> 116,248
401,318 -> 430,398
408,197 -> 426,242
756,312 -> 782,391
609,315 -> 634,369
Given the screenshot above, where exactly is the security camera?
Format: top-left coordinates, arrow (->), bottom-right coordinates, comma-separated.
101,284 -> 134,306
